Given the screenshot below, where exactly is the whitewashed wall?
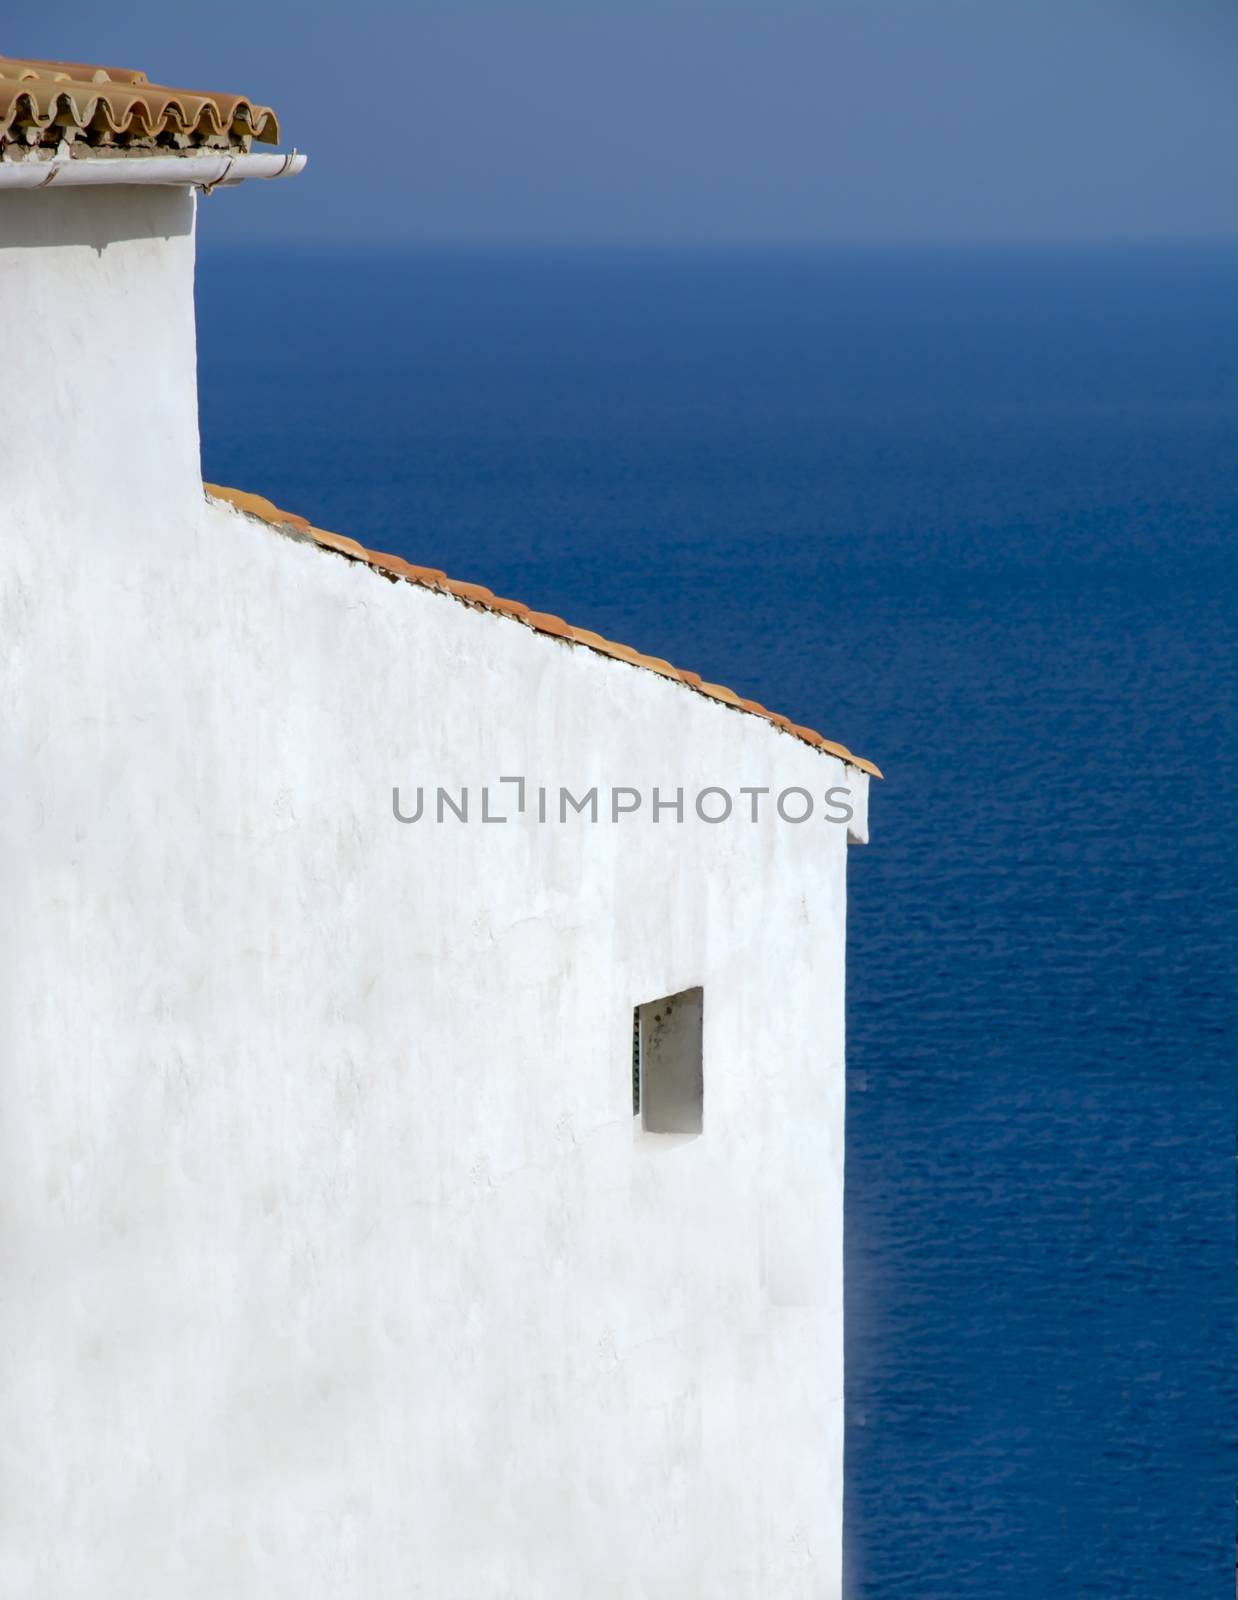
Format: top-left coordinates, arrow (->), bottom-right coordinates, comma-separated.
0,185 -> 865,1599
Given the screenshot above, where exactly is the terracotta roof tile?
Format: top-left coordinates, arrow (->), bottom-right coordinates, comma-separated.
523,610 -> 575,641
487,597 -> 531,621
204,483 -> 882,779
202,485 -> 304,529
638,656 -> 685,682
696,681 -> 739,707
0,56 -> 280,152
587,639 -> 646,668
444,579 -> 496,605
407,565 -> 448,585
311,527 -> 370,561
370,555 -> 412,581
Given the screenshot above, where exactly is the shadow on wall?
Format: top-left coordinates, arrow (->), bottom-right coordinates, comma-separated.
0,183 -> 194,253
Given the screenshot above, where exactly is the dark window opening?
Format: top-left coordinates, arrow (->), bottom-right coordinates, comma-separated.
632,986 -> 704,1135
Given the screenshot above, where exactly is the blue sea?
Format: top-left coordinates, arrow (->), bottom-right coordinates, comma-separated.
197,244 -> 1237,1598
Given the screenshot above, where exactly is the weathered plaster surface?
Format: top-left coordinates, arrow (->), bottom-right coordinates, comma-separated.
0,186 -> 860,1598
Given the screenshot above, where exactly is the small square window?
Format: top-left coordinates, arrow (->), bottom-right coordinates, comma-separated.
633,987 -> 704,1136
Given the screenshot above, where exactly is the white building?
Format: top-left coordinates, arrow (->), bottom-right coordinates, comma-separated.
0,54 -> 878,1599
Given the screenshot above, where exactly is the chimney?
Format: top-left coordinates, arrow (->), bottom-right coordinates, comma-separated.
0,56 -> 303,538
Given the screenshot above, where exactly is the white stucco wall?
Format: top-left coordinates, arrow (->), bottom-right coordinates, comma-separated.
0,186 -> 866,1599
0,187 -> 202,535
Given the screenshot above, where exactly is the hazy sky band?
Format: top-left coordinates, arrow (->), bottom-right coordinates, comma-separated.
10,0 -> 1236,245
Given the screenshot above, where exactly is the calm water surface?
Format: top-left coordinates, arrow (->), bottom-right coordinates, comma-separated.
198,244 -> 1237,1598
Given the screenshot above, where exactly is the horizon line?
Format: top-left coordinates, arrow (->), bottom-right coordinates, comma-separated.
197,231 -> 1238,255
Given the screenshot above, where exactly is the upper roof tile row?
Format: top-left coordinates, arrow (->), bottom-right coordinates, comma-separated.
205,483 -> 881,779
0,57 -> 279,151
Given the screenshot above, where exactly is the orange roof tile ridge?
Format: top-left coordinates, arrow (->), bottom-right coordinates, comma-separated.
0,56 -> 279,151
204,482 -> 882,779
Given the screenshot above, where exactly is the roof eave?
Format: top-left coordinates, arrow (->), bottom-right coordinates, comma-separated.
0,149 -> 305,189
204,483 -> 883,781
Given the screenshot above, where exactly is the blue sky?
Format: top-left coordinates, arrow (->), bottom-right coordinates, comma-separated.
9,0 -> 1236,245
